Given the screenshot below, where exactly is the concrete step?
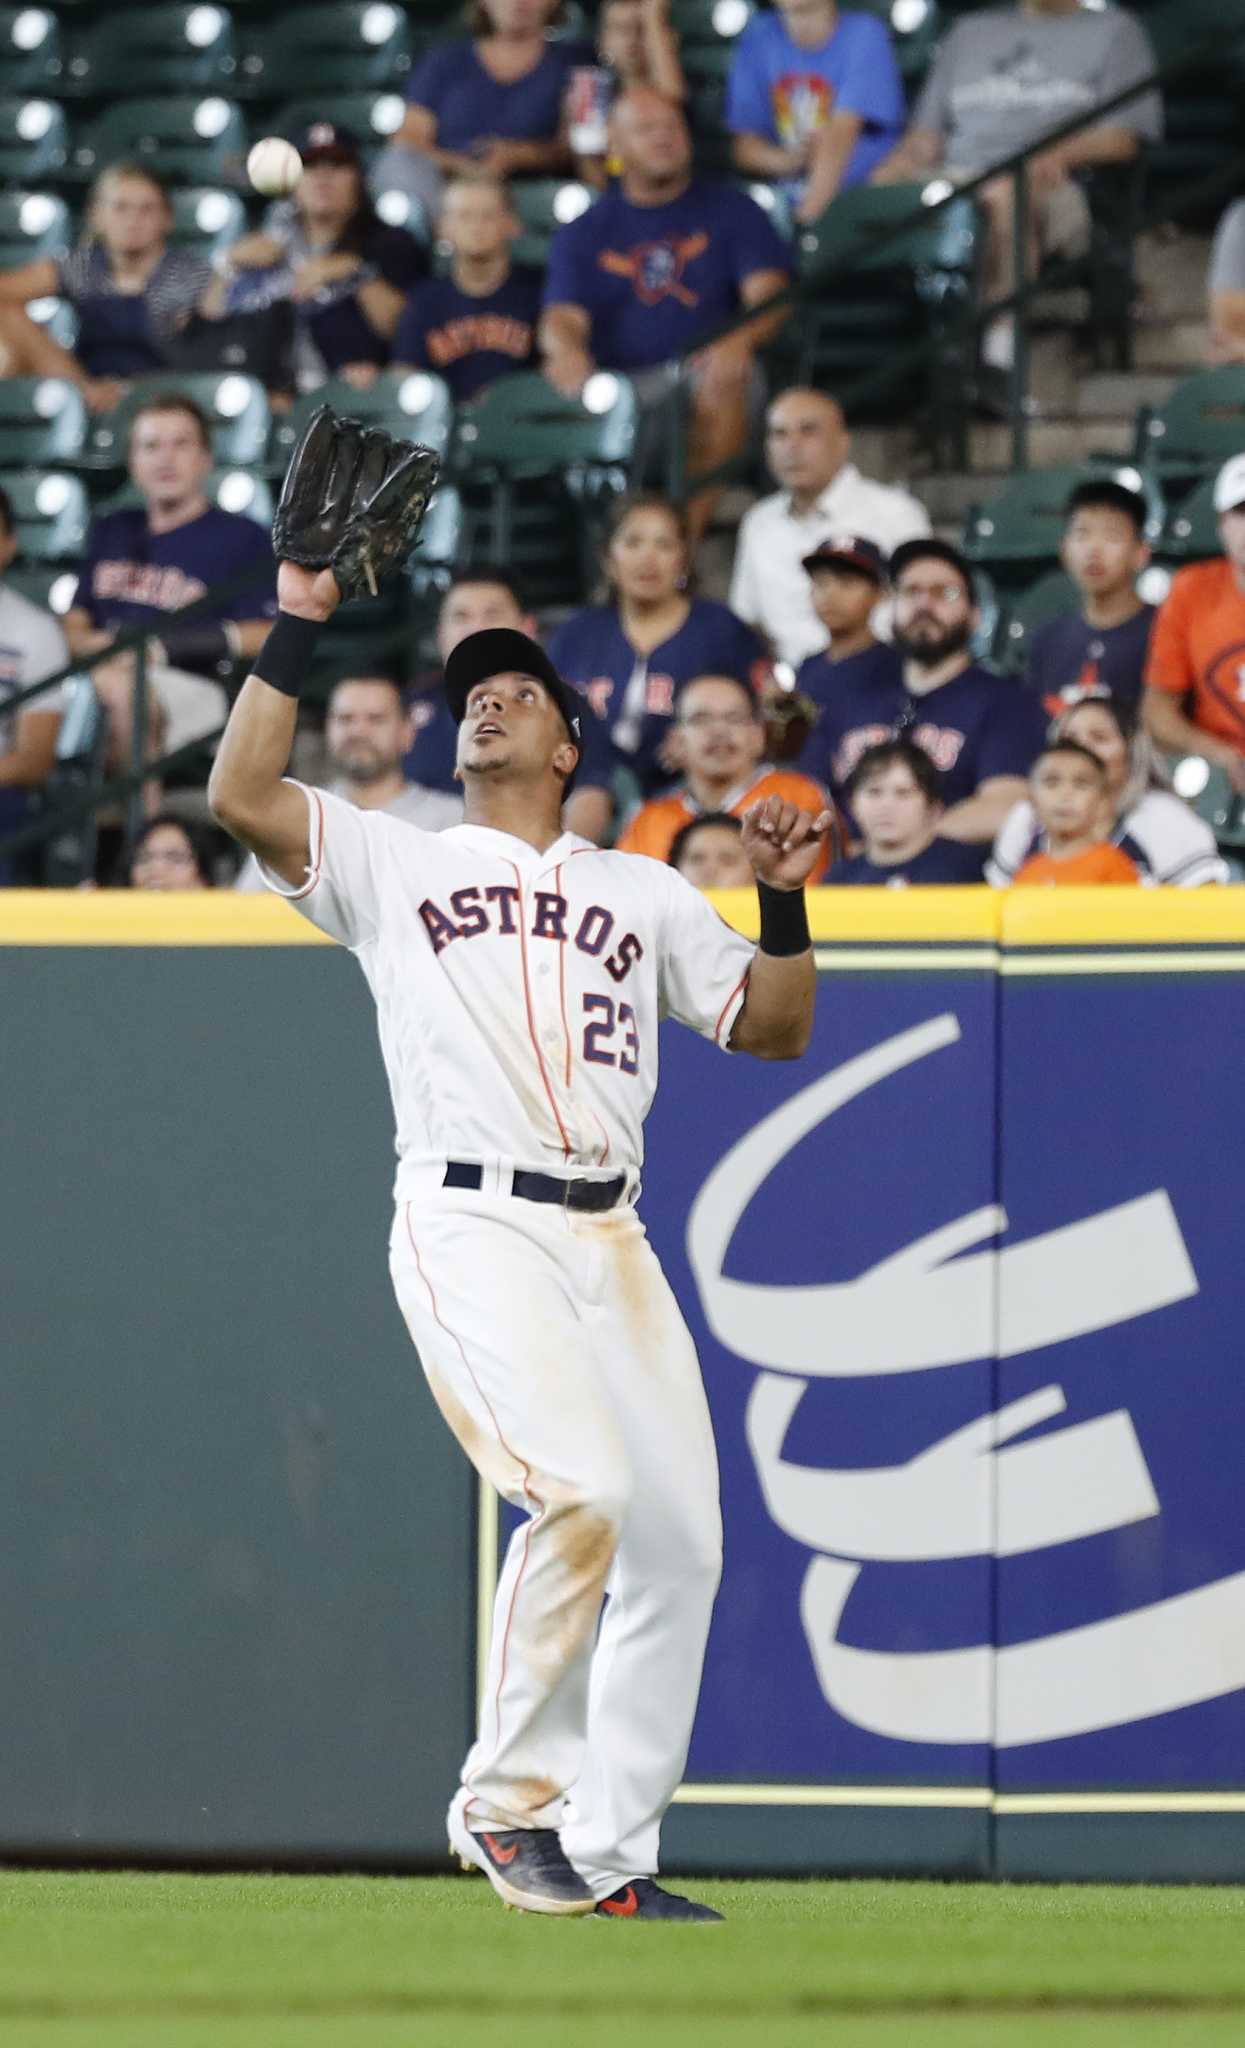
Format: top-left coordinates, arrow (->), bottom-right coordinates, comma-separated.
967,416 -> 1134,468
1074,370 -> 1179,419
1134,321 -> 1209,371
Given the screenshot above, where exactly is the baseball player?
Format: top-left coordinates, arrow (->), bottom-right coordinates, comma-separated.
208,412 -> 831,1922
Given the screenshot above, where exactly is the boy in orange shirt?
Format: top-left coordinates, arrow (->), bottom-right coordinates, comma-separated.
616,670 -> 838,878
1014,741 -> 1139,886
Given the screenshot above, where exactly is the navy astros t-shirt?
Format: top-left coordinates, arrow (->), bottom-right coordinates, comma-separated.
1024,605 -> 1154,714
828,839 -> 987,885
394,267 -> 543,400
76,506 -> 277,629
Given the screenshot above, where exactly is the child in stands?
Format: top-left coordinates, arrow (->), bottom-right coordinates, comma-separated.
1013,740 -> 1140,885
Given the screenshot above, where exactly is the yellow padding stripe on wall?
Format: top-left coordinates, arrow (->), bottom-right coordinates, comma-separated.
0,891 -> 334,945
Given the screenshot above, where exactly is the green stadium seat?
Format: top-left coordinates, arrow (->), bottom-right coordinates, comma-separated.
854,0 -> 941,83
60,4 -> 237,97
509,180 -> 595,268
237,4 -> 414,98
83,372 -> 270,472
408,482 -> 463,602
995,567 -> 1080,673
2,469 -> 89,559
964,462 -> 1164,592
167,186 -> 246,260
373,187 -> 432,245
26,293 -> 78,351
667,0 -> 754,39
3,560 -> 79,616
270,91 -> 405,164
0,188 -> 71,269
1135,367 -> 1245,490
450,370 -> 637,609
69,96 -> 247,186
0,5 -> 63,92
683,39 -> 737,174
268,372 -> 454,475
0,98 -> 69,182
95,465 -> 274,526
1157,476 -> 1220,563
0,378 -> 86,466
783,184 -> 979,464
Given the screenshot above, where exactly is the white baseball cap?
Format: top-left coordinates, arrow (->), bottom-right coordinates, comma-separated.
1213,451 -> 1245,513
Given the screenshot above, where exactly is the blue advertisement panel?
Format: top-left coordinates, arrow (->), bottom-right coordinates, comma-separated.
643,955 -> 998,1801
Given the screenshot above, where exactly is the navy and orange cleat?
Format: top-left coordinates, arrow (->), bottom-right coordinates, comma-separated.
596,1879 -> 724,1922
449,1821 -> 596,1917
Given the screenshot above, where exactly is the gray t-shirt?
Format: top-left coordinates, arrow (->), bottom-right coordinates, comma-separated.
913,5 -> 1162,174
0,582 -> 67,756
1210,198 -> 1245,295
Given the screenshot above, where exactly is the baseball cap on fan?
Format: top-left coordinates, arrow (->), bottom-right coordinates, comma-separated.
293,121 -> 362,165
800,535 -> 888,584
444,628 -> 583,744
1213,452 -> 1245,514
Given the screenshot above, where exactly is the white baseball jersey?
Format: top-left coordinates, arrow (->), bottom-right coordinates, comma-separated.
262,781 -> 757,1198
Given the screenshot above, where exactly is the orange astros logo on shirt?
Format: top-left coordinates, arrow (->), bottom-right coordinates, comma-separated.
598,234 -> 709,308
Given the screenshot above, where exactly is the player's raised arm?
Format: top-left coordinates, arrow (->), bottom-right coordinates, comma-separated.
209,405 -> 441,888
730,795 -> 833,1059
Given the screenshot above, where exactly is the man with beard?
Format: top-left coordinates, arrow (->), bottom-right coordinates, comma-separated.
807,539 -> 1046,843
235,674 -> 460,888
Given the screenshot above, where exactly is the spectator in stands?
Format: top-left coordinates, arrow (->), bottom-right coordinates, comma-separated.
617,671 -> 834,875
989,693 -> 1226,886
730,388 -> 930,665
873,0 -> 1162,391
828,738 -> 985,884
0,483 -> 69,879
727,0 -> 905,225
794,535 -> 901,719
392,173 -> 540,400
1207,198 -> 1245,363
1026,479 -> 1154,716
385,0 -> 593,213
1011,740 -> 1140,886
124,812 -> 216,890
1143,452 -> 1245,793
548,493 -> 769,809
668,810 -> 755,890
64,394 -> 276,782
0,163 -> 212,412
540,88 -> 791,541
206,124 -> 425,393
236,675 -> 462,889
800,538 -> 1046,840
571,0 -> 686,184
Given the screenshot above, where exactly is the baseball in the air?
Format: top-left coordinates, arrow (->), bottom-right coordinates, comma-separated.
247,137 -> 302,198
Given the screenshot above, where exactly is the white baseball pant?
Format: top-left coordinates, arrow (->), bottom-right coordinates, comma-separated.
389,1169 -> 722,1896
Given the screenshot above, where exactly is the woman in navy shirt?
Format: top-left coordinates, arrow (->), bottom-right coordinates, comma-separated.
0,163 -> 211,411
395,0 -> 593,188
548,492 -> 770,798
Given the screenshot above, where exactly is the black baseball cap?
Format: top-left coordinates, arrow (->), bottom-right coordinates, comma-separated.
444,628 -> 583,744
801,534 -> 888,584
889,537 -> 976,602
294,121 -> 361,164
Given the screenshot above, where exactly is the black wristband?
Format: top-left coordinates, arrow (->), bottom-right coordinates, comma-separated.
757,880 -> 811,957
251,611 -> 322,698
159,620 -> 231,678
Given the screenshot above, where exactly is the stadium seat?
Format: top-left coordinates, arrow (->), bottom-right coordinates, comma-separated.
2,560 -> 78,616
854,0 -> 941,83
0,377 -> 86,467
2,469 -> 89,559
26,293 -> 78,351
0,189 -> 71,269
450,370 -> 637,609
964,462 -> 1164,591
69,96 -> 247,186
1135,367 -> 1245,490
407,482 -> 463,605
270,92 -> 405,165
236,4 -> 414,98
995,567 -> 1080,673
787,183 -> 979,465
683,39 -> 738,174
0,5 -> 63,93
372,188 -> 431,246
167,186 -> 246,261
0,98 -> 69,182
83,372 -> 270,471
509,180 -> 595,268
267,371 -> 455,474
94,465 -> 274,525
1157,476 -> 1220,563
60,4 -> 238,96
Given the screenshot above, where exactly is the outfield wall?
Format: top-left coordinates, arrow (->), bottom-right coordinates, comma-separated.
3,890 -> 1245,1880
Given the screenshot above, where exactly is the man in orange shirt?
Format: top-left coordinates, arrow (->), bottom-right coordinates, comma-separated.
1143,451 -> 1245,791
617,671 -> 836,878
1014,741 -> 1139,886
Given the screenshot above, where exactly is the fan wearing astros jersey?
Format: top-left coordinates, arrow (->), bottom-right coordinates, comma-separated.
208,560 -> 832,1924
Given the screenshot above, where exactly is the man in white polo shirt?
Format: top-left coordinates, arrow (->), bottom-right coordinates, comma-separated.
729,385 -> 930,666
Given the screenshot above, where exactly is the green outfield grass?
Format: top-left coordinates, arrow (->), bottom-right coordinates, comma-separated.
1,1870 -> 1244,2046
